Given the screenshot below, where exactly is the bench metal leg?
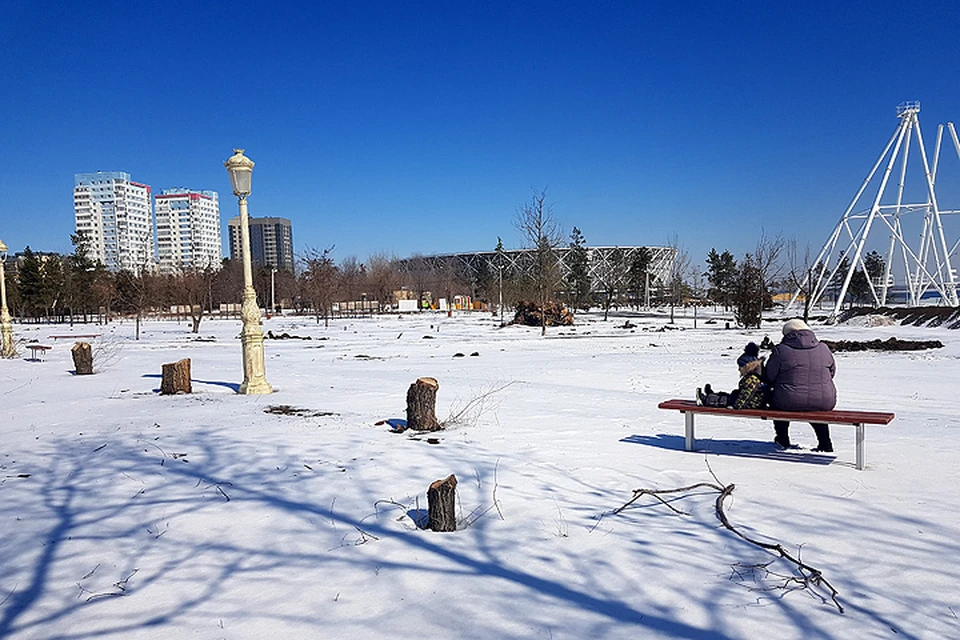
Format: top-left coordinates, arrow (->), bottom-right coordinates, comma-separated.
685,412 -> 695,451
855,424 -> 864,470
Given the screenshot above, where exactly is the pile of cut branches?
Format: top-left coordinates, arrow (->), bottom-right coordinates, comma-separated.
512,300 -> 574,327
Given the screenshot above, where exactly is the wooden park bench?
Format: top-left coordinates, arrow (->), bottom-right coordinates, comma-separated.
658,399 -> 895,470
27,344 -> 51,361
48,334 -> 101,341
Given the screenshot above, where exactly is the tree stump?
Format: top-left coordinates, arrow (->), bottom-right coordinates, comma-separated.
427,474 -> 458,532
406,376 -> 440,431
161,358 -> 192,395
71,342 -> 93,375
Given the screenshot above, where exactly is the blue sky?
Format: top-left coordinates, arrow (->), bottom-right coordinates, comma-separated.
2,1 -> 959,271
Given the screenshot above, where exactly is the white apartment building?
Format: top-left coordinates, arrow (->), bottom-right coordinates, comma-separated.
155,188 -> 222,273
74,171 -> 154,273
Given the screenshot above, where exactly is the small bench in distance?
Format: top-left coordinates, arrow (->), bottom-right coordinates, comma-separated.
658,399 -> 895,470
27,345 -> 51,361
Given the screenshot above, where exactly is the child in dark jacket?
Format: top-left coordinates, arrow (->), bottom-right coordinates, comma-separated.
697,342 -> 766,409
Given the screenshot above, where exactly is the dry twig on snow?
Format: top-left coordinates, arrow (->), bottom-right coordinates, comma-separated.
441,381 -> 516,428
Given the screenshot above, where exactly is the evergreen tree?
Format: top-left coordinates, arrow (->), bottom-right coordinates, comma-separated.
41,256 -> 65,320
564,227 -> 592,311
626,247 -> 651,308
733,253 -> 763,328
17,247 -> 45,318
849,251 -> 885,305
705,248 -> 738,309
493,237 -> 512,323
65,232 -> 97,321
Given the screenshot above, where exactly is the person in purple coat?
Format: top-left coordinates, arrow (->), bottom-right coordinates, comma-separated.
763,318 -> 837,452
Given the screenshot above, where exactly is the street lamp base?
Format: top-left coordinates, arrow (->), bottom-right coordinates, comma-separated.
1,323 -> 14,359
239,377 -> 273,395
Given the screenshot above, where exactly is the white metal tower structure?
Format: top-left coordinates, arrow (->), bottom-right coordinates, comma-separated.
795,102 -> 960,317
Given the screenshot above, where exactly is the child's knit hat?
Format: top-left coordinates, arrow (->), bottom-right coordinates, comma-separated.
736,342 -> 760,368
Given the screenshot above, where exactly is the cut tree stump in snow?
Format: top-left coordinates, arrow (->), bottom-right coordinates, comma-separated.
71,342 -> 93,375
161,358 -> 192,395
428,474 -> 458,532
407,376 -> 440,431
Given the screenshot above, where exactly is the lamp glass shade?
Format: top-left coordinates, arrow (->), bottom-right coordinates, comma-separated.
224,149 -> 254,196
0,240 -> 7,261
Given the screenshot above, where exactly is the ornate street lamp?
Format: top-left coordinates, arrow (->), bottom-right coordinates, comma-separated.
224,150 -> 272,394
0,240 -> 15,358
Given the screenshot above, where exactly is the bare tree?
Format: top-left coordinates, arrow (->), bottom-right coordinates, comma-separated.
434,255 -> 470,314
403,254 -> 434,311
514,187 -> 563,335
595,247 -> 624,321
114,268 -> 158,340
211,259 -> 243,317
665,235 -> 692,324
366,252 -> 401,309
300,247 -> 339,326
178,266 -> 217,333
753,230 -> 784,324
785,239 -> 816,322
90,265 -> 115,324
338,256 -> 366,304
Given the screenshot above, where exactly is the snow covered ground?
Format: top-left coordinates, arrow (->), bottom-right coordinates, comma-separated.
1,310 -> 958,639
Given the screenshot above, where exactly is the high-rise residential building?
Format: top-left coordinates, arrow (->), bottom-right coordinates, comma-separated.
227,216 -> 294,272
74,171 -> 154,273
155,188 -> 222,273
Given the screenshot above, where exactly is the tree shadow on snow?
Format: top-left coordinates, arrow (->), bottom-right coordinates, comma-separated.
620,433 -> 836,466
0,428 -> 736,640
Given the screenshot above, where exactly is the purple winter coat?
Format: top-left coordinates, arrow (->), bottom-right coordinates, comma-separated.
763,329 -> 837,412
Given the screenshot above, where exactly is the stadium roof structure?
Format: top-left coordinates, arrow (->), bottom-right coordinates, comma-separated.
397,245 -> 677,294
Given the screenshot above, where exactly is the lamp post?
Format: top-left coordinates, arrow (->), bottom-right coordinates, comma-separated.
224,150 -> 272,394
0,240 -> 15,358
271,267 -> 277,313
498,264 -> 504,326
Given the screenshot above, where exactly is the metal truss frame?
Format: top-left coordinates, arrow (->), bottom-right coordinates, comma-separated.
795,102 -> 960,317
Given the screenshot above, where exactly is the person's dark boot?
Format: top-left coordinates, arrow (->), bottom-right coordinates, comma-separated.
774,421 -> 792,449
812,423 -> 833,452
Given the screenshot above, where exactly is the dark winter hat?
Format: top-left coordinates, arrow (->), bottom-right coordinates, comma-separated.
782,318 -> 811,335
744,342 -> 759,357
736,352 -> 758,368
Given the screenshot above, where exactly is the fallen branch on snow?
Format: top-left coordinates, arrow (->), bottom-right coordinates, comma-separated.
614,471 -> 844,613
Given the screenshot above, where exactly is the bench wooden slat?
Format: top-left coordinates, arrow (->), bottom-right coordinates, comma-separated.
657,399 -> 894,425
